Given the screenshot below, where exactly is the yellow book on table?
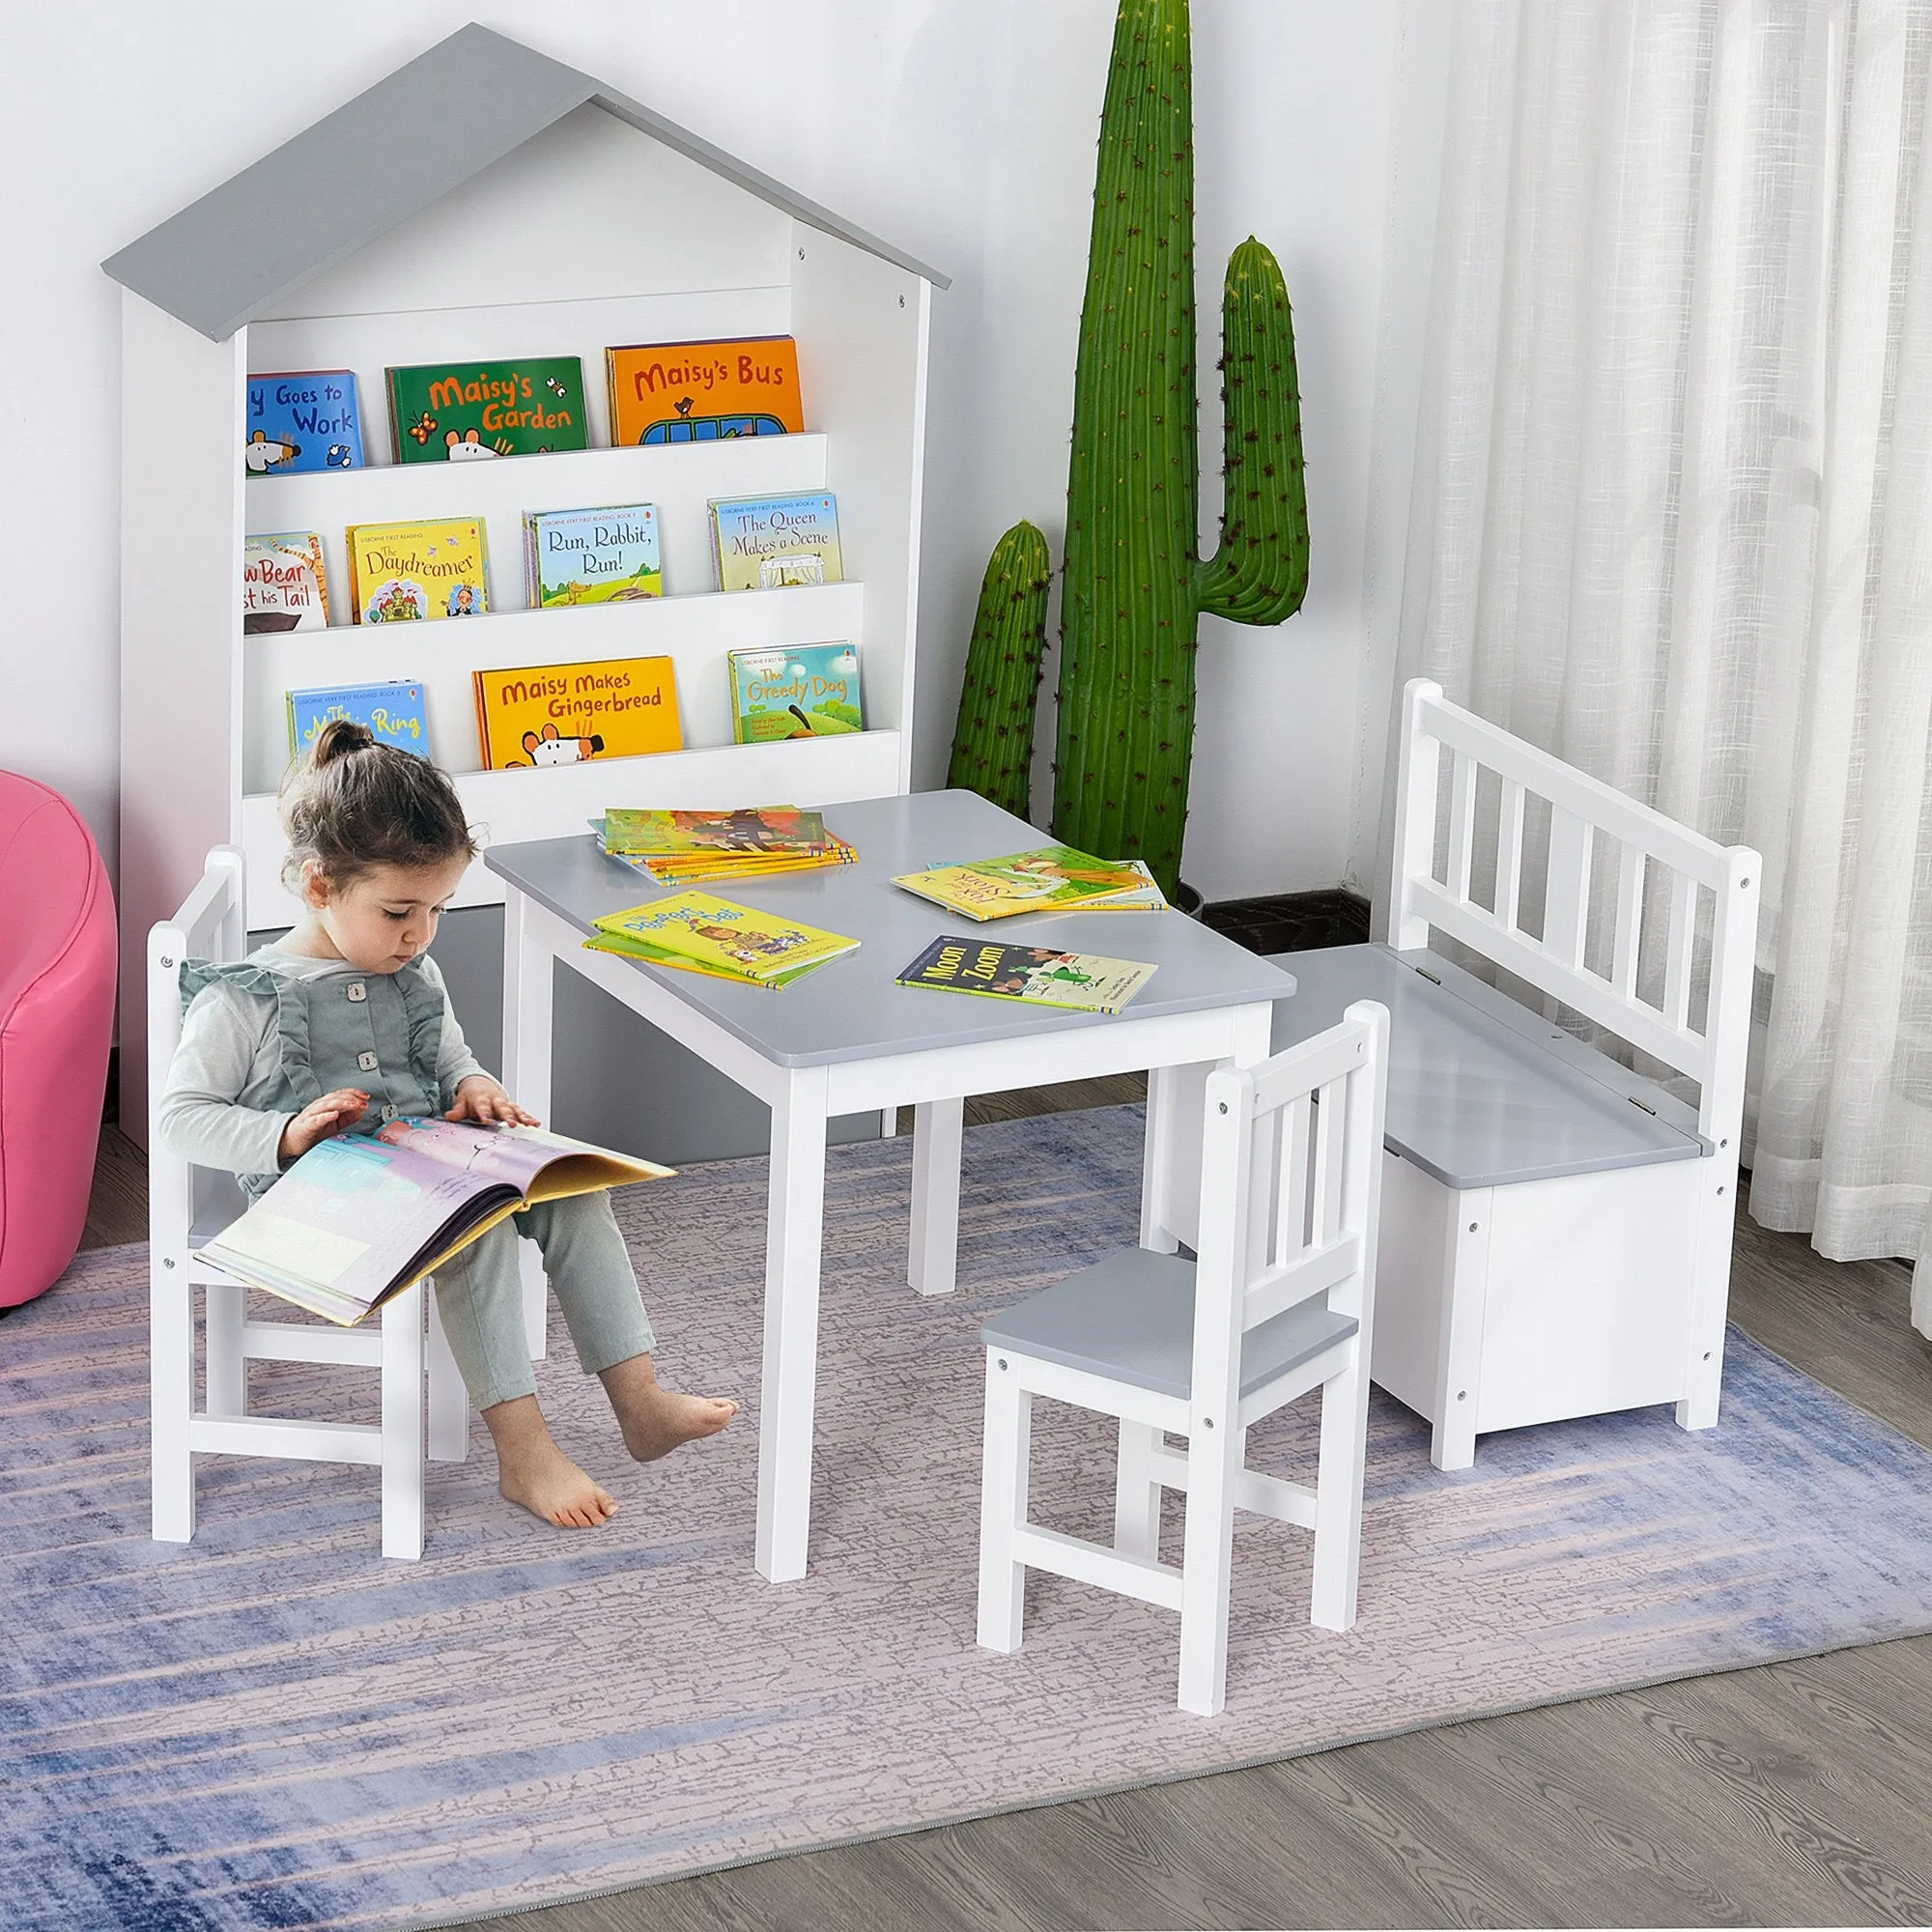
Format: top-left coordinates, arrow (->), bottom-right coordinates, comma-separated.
591,891 -> 858,983
474,657 -> 681,769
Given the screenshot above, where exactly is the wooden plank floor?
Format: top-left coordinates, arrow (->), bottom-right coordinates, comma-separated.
76,1094 -> 1932,1929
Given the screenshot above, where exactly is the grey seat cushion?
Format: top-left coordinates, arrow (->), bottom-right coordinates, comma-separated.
981,1246 -> 1357,1403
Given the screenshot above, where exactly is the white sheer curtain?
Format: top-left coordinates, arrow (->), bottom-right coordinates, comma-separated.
1396,0 -> 1932,1336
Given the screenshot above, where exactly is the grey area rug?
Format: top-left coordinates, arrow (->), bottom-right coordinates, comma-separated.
6,1105 -> 1932,1932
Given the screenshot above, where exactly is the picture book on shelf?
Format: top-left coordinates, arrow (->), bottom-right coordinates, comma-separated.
606,335 -> 804,445
201,1118 -> 671,1325
896,937 -> 1158,1015
287,680 -> 427,761
385,357 -> 588,464
347,518 -> 488,624
589,891 -> 858,987
711,494 -> 842,591
891,845 -> 1156,921
243,532 -> 329,634
728,642 -> 864,743
244,370 -> 363,474
525,503 -> 662,608
473,657 -> 681,769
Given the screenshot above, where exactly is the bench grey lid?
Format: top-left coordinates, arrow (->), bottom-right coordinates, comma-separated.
1268,944 -> 1706,1190
981,1247 -> 1357,1404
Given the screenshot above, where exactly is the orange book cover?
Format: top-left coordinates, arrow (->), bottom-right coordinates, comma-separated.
472,657 -> 682,770
606,336 -> 804,446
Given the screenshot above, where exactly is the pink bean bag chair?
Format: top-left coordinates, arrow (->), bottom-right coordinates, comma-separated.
0,773 -> 116,1308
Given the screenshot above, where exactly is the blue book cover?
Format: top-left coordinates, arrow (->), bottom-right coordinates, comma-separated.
727,642 -> 864,743
244,370 -> 364,476
524,503 -> 664,608
286,680 -> 428,761
710,493 -> 841,590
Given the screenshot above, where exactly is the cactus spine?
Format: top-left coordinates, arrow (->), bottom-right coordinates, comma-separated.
947,521 -> 1052,820
1048,0 -> 1309,896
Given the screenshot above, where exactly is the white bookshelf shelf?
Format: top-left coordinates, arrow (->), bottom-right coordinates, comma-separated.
243,579 -> 867,793
247,432 -> 834,606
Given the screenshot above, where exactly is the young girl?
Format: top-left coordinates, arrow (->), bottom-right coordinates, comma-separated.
157,720 -> 735,1528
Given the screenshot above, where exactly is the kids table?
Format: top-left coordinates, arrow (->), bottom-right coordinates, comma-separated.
485,790 -> 1293,1583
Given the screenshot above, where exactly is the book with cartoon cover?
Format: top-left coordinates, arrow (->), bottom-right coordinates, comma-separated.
525,502 -> 663,608
287,680 -> 427,761
243,531 -> 330,634
201,1118 -> 671,1325
891,845 -> 1156,921
386,357 -> 588,463
606,335 -> 803,445
243,370 -> 363,475
601,807 -> 832,857
472,656 -> 681,770
896,937 -> 1158,1015
710,494 -> 842,591
347,517 -> 488,624
728,642 -> 864,742
590,892 -> 859,983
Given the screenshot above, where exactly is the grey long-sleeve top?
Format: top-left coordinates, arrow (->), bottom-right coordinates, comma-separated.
156,946 -> 488,1185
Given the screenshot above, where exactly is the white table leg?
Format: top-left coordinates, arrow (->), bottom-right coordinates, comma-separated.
500,886 -> 554,1361
908,1095 -> 964,1295
756,1064 -> 830,1583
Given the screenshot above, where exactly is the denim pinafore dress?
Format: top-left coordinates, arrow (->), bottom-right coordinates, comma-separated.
180,954 -> 449,1198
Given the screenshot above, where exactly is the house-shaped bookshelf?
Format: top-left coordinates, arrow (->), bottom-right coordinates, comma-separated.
106,22 -> 945,1129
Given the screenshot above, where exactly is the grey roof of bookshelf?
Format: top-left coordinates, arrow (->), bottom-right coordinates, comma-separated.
99,22 -> 951,342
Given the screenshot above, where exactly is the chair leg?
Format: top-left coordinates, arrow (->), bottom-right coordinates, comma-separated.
977,1352 -> 1032,1652
1177,1424 -> 1242,1717
204,1280 -> 246,1418
1113,1419 -> 1163,1560
380,1285 -> 426,1561
1311,1342 -> 1371,1632
150,1259 -> 195,1544
425,1278 -> 469,1463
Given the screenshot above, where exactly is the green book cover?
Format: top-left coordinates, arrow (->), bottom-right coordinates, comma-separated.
386,357 -> 588,464
895,936 -> 1157,1015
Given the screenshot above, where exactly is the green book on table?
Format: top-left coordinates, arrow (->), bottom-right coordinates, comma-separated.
896,936 -> 1157,1015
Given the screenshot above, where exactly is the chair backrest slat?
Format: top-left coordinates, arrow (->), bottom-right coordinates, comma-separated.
1389,678 -> 1759,1143
1192,1004 -> 1390,1409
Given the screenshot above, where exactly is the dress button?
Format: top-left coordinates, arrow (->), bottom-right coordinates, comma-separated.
382,1104 -> 397,1121
357,1051 -> 379,1071
346,981 -> 367,1003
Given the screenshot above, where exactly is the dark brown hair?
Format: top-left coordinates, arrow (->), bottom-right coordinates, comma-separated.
279,721 -> 477,894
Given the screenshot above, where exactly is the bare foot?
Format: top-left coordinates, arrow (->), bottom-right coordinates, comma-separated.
482,1394 -> 618,1528
600,1353 -> 738,1463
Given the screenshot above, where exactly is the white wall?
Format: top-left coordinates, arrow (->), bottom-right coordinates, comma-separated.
0,0 -> 1421,903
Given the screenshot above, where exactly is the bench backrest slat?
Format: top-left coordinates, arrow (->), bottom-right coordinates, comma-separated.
1389,680 -> 1759,1145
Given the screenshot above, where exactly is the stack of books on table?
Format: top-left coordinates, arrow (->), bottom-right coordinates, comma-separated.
584,891 -> 859,990
890,844 -> 1168,921
594,807 -> 857,886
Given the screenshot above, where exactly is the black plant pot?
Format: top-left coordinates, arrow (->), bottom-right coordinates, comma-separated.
1171,881 -> 1206,920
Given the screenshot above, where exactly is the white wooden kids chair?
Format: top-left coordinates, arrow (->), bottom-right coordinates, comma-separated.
148,846 -> 469,1560
977,1002 -> 1390,1717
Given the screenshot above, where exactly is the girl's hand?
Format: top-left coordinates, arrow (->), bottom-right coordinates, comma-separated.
445,1074 -> 541,1128
278,1088 -> 369,1163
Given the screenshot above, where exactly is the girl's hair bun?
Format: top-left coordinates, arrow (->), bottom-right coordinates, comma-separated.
309,719 -> 378,766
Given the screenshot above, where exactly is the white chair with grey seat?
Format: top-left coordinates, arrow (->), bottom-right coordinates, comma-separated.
977,1000 -> 1390,1716
147,844 -> 469,1561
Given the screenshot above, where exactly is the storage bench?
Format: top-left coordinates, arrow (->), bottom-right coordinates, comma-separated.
1249,680 -> 1760,1469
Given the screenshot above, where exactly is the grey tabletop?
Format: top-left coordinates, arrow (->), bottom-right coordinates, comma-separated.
484,789 -> 1294,1070
1267,944 -> 1707,1189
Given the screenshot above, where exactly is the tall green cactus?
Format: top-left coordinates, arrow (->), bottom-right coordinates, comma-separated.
947,521 -> 1052,820
1047,0 -> 1309,896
